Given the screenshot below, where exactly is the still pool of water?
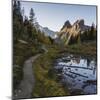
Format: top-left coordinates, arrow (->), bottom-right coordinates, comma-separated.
55,54 -> 97,95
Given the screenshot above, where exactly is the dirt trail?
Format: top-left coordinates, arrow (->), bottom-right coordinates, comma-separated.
13,54 -> 40,99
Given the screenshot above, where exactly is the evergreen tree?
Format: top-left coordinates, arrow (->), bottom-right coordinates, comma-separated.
13,0 -> 23,42
29,8 -> 35,24
24,16 -> 29,26
89,23 -> 95,40
21,7 -> 25,21
77,35 -> 81,45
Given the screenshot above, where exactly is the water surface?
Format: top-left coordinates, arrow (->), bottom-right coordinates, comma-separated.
55,54 -> 97,95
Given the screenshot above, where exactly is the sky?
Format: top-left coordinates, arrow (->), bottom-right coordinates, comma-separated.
21,1 -> 97,31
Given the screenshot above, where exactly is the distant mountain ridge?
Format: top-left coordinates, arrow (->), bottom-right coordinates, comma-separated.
42,27 -> 56,39
35,24 -> 57,39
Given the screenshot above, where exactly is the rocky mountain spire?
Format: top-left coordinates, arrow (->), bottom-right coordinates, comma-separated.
61,20 -> 71,30
59,19 -> 91,45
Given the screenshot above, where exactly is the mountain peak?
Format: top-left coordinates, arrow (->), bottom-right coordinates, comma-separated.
43,27 -> 49,29
73,19 -> 84,26
61,20 -> 71,30
64,20 -> 71,27
59,19 -> 91,45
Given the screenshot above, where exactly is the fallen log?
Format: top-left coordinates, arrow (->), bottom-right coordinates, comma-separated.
58,64 -> 93,70
69,71 -> 88,78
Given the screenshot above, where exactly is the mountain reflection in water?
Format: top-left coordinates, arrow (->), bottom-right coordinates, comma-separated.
55,54 -> 97,95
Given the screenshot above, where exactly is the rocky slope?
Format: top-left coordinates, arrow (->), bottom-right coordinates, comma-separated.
42,27 -> 57,39
35,24 -> 57,39
59,19 -> 91,45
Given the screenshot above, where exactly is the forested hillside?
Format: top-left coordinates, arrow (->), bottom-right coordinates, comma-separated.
13,0 -> 54,90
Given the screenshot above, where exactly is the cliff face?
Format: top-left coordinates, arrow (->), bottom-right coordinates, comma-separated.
59,19 -> 91,45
